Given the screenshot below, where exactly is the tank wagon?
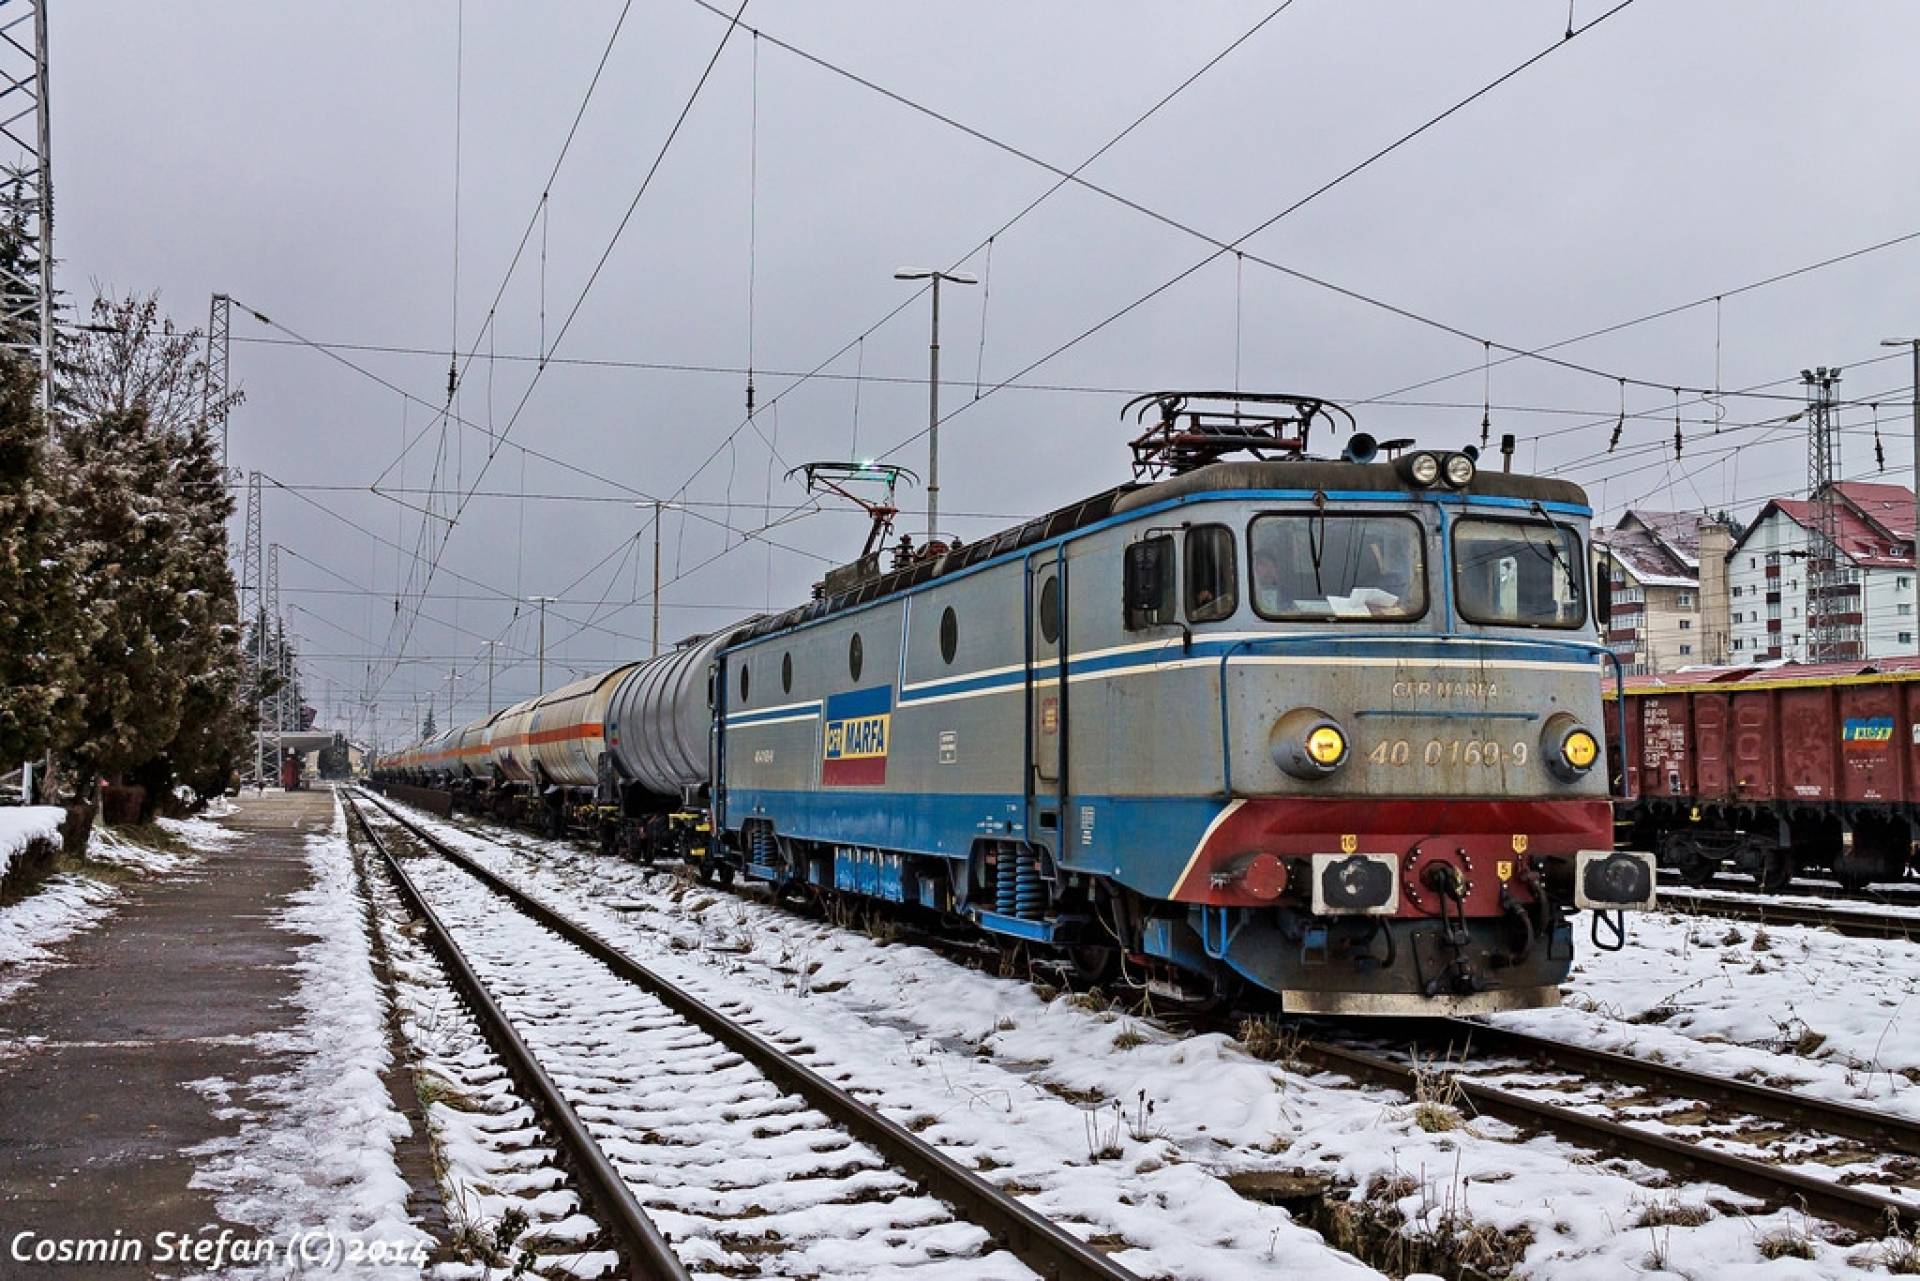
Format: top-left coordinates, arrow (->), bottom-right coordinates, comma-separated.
379,392 -> 1656,1015
1611,657 -> 1920,889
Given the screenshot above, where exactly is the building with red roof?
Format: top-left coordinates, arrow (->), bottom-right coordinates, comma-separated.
1726,481 -> 1917,662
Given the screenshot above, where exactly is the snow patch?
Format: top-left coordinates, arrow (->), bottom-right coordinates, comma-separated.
0,803 -> 63,880
187,793 -> 429,1277
0,814 -> 200,1003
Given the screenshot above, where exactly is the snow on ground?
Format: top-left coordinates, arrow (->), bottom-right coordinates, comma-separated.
188,793 -> 431,1278
0,807 -> 226,1003
0,803 -> 63,880
358,816 -> 614,1280
380,833 -> 1019,1281
1496,907 -> 1920,1123
387,801 -> 1920,1279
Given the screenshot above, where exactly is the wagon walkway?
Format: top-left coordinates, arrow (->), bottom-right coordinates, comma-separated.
0,790 -> 440,1274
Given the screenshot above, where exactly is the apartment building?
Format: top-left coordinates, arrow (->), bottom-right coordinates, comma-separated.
1725,481 -> 1917,662
1595,510 -> 1735,674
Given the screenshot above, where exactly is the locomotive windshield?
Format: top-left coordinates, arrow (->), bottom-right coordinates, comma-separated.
1453,516 -> 1586,629
1248,513 -> 1426,620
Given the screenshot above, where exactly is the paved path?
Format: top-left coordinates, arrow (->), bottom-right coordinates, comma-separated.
0,790 -> 441,1276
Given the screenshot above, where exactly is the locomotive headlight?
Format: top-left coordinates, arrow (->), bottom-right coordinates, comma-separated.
1273,707 -> 1349,779
1406,452 -> 1441,487
1563,729 -> 1599,770
1442,452 -> 1476,488
1542,712 -> 1600,781
1306,725 -> 1347,766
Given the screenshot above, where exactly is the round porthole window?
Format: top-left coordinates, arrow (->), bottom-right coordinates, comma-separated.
739,663 -> 750,703
849,633 -> 864,682
940,606 -> 958,665
1039,576 -> 1061,644
782,652 -> 793,694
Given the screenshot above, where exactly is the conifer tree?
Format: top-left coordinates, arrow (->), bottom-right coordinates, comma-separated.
0,347 -> 80,768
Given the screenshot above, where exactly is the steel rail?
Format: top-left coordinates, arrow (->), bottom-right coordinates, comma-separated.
352,787 -> 1141,1281
1436,1019 -> 1920,1157
342,793 -> 690,1281
1657,890 -> 1920,942
1296,1038 -> 1915,1237
1659,870 -> 1920,908
370,789 -> 1917,1241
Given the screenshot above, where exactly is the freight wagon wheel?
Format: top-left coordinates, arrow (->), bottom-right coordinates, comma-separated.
1658,834 -> 1721,888
1751,848 -> 1794,893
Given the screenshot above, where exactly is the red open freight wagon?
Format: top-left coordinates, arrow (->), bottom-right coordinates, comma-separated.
1610,657 -> 1920,888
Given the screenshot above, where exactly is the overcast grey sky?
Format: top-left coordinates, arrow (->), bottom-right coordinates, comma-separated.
52,2 -> 1920,744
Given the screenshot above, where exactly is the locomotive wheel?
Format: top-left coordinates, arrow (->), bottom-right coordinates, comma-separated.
715,863 -> 736,886
696,862 -> 715,885
1067,944 -> 1119,986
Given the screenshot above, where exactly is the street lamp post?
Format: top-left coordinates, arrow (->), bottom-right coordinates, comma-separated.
1883,339 -> 1920,652
894,267 -> 978,544
529,596 -> 557,690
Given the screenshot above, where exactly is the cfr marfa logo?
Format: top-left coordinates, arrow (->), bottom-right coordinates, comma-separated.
824,714 -> 890,760
821,685 -> 893,785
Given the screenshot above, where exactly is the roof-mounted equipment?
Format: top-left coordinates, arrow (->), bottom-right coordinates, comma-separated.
1121,390 -> 1358,480
788,460 -> 924,596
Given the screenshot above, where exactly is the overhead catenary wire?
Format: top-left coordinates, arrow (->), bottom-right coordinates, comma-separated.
646,0 -> 1303,535
872,0 -> 1645,472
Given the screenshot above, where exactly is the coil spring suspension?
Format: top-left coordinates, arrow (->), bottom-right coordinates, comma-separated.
750,824 -> 777,869
994,846 -> 1045,919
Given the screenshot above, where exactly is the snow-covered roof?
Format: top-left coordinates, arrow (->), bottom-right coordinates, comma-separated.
1617,509 -> 1703,569
1734,483 -> 1917,569
1597,515 -> 1698,589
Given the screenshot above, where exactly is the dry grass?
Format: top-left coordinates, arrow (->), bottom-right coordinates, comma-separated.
1634,1193 -> 1713,1228
1757,1211 -> 1816,1261
1411,1057 -> 1466,1133
1238,1015 -> 1306,1067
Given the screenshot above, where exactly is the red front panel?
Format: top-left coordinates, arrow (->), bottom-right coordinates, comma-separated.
1636,694 -> 1693,798
1693,693 -> 1731,801
1839,683 -> 1903,804
1779,687 -> 1838,802
1729,690 -> 1777,802
1178,796 -> 1613,913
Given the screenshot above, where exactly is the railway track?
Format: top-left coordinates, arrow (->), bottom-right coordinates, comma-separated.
345,789 -> 1138,1281
372,791 -> 1919,1244
1655,887 -> 1920,941
1342,1020 -> 1920,1238
1659,870 -> 1920,909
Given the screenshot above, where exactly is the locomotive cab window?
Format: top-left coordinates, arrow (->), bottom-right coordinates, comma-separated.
1453,516 -> 1586,629
1248,514 -> 1425,620
1123,535 -> 1176,630
1184,524 -> 1237,623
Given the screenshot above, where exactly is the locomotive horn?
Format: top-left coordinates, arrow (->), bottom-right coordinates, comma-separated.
1341,432 -> 1379,464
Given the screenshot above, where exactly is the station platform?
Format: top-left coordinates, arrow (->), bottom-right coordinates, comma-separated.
0,789 -> 440,1273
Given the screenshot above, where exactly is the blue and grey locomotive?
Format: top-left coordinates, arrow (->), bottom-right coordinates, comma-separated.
378,392 -> 1655,1015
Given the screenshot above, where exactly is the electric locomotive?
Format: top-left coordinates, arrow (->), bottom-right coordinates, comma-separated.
711,393 -> 1653,1014
376,392 -> 1656,1015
